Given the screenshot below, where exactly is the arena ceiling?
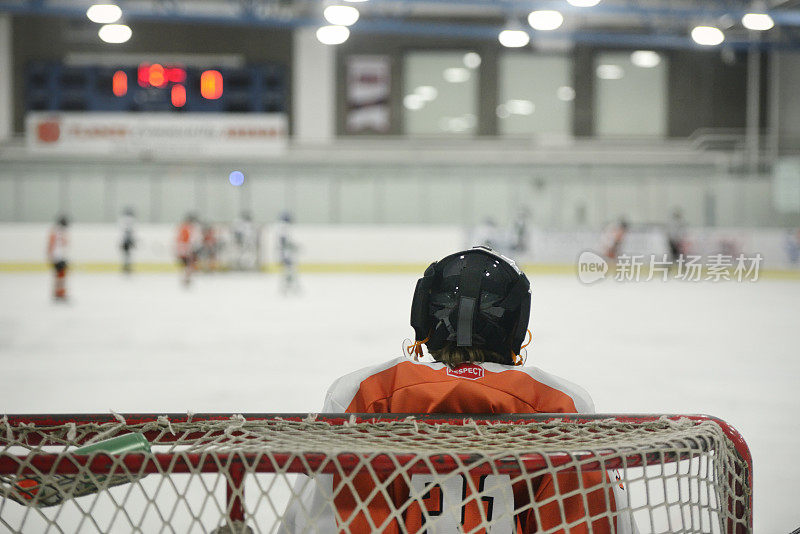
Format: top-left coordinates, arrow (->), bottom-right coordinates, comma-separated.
2,0 -> 800,49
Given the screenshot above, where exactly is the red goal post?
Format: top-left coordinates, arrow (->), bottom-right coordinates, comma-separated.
0,413 -> 752,533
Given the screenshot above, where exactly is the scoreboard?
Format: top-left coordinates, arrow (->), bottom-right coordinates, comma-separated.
26,61 -> 287,113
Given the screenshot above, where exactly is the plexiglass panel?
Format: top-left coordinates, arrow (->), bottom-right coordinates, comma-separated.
20,176 -> 61,222
249,177 -> 289,223
67,175 -> 106,223
339,174 -> 378,224
204,174 -> 241,223
0,179 -> 15,221
158,177 -> 197,224
114,178 -> 153,223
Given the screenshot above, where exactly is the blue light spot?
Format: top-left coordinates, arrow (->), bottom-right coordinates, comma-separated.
229,171 -> 245,186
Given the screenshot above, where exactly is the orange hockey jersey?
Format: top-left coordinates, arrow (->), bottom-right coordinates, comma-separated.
281,357 -> 637,533
175,222 -> 199,258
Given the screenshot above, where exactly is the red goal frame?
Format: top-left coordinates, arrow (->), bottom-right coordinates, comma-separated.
0,413 -> 753,533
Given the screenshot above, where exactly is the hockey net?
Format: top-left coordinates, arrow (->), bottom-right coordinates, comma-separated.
0,413 -> 751,533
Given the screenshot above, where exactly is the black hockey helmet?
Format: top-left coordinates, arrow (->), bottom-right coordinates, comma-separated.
410,246 -> 531,364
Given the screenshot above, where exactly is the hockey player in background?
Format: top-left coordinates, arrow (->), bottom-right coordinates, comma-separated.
119,206 -> 136,275
47,215 -> 70,302
232,211 -> 257,270
786,228 -> 800,265
511,205 -> 531,254
199,223 -> 219,273
471,217 -> 501,250
175,213 -> 201,286
281,246 -> 636,533
666,208 -> 687,264
275,212 -> 299,294
602,217 -> 629,261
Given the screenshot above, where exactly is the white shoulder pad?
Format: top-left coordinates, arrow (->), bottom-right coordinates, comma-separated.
321,357 -> 408,413
513,366 -> 596,414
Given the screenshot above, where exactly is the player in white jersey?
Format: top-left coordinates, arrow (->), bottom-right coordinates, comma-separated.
275,212 -> 299,294
47,215 -> 70,301
232,211 -> 257,270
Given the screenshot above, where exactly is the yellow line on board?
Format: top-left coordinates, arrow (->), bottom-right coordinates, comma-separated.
0,262 -> 50,272
1,262 -> 799,279
0,263 -> 180,273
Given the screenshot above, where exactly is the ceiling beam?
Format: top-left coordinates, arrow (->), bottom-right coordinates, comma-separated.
1,0 -> 799,50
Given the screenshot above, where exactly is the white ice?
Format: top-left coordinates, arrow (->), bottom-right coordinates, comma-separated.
0,271 -> 798,533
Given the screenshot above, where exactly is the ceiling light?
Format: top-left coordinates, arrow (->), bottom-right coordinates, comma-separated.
443,67 -> 470,83
414,86 -> 438,101
316,25 -> 350,45
527,10 -> 564,31
498,29 -> 530,48
566,0 -> 601,6
98,24 -> 132,43
557,86 -> 575,101
506,99 -> 535,115
630,50 -> 661,68
496,104 -> 510,119
691,25 -> 724,46
463,52 -> 482,69
86,4 -> 122,24
448,117 -> 471,133
403,94 -> 425,110
742,13 -> 774,31
596,64 -> 624,80
323,5 -> 360,26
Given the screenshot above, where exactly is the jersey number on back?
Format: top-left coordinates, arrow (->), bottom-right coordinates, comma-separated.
408,474 -> 515,533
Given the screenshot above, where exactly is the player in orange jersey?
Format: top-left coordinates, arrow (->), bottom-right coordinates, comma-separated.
602,218 -> 629,261
281,246 -> 637,533
175,213 -> 201,286
46,215 -> 70,302
199,223 -> 219,273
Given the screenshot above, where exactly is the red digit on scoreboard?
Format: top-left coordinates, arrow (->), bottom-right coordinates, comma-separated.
112,71 -> 127,97
200,70 -> 223,99
171,84 -> 186,107
138,63 -> 149,87
149,64 -> 166,88
166,67 -> 186,84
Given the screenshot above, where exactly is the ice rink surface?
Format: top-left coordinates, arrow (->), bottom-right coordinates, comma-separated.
1,270 -> 798,533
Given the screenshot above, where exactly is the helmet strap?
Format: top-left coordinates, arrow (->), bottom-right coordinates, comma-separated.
512,330 -> 533,366
456,256 -> 484,347
405,336 -> 430,361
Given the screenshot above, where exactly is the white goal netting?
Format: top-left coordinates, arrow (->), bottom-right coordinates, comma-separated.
0,413 -> 751,534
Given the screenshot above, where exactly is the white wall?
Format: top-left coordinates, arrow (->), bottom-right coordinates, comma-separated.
293,28 -> 335,144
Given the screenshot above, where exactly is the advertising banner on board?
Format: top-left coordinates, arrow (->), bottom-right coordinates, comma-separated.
346,55 -> 391,134
26,112 -> 288,158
